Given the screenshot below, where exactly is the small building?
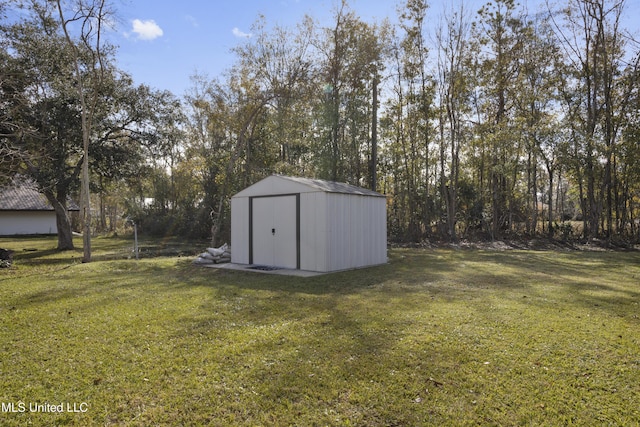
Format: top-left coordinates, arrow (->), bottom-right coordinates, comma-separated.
231,175 -> 387,273
0,179 -> 78,236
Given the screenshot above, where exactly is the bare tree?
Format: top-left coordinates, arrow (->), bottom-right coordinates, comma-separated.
53,0 -> 113,262
435,3 -> 473,242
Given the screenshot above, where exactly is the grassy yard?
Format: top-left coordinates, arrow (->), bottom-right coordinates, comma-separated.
0,236 -> 639,426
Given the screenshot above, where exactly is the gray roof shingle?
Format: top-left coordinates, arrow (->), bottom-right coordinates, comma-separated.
0,180 -> 79,211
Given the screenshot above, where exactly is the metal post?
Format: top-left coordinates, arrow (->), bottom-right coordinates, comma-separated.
134,223 -> 139,260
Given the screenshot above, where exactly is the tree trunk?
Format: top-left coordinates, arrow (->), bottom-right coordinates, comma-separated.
43,190 -> 74,250
547,165 -> 554,238
370,76 -> 378,192
81,134 -> 92,262
56,205 -> 75,250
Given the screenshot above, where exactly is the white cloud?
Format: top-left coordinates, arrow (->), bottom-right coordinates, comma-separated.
185,15 -> 199,28
232,27 -> 252,38
131,19 -> 164,41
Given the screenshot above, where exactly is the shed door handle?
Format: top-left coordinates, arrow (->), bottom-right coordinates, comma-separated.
272,228 -> 276,235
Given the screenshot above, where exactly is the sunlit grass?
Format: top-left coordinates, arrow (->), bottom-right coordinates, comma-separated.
1,236 -> 639,425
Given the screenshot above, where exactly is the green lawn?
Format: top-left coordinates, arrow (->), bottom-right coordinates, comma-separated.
1,236 -> 639,426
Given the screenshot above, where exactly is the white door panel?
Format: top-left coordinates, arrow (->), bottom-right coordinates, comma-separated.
252,195 -> 297,268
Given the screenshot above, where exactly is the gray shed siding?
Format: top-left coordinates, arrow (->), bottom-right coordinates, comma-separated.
299,191 -> 328,271
231,175 -> 386,273
230,197 -> 250,264
325,193 -> 386,271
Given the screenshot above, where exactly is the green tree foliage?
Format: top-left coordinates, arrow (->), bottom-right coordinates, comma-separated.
1,4 -> 91,249
0,1 -> 181,248
168,0 -> 640,244
553,0 -> 640,240
312,1 -> 388,185
473,0 -> 529,239
435,2 -> 474,242
382,0 -> 434,241
4,0 -> 639,244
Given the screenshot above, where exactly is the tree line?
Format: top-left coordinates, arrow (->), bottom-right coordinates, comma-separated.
2,0 -> 639,255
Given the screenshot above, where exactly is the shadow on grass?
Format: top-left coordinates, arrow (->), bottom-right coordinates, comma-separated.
181,249 -> 640,323
6,243 -> 639,326
4,238 -> 639,426
447,250 -> 640,320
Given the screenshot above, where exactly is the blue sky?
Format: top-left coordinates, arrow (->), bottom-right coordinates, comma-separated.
111,0 -> 638,96
114,0 -> 401,96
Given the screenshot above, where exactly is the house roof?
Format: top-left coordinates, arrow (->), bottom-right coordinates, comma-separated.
233,175 -> 386,198
0,180 -> 80,211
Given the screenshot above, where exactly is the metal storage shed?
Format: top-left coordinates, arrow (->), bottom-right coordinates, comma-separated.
231,175 -> 387,273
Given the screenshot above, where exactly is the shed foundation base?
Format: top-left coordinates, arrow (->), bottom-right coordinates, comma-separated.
198,262 -> 326,277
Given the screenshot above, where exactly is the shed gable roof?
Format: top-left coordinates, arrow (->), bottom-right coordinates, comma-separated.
0,180 -> 79,211
279,176 -> 385,197
232,175 -> 385,198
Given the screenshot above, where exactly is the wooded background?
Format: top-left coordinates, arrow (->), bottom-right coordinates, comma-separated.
2,0 -> 639,252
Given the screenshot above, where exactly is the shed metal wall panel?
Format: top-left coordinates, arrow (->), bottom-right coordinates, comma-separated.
370,197 -> 387,264
230,197 -> 249,264
326,194 -> 354,271
325,194 -> 387,271
300,192 -> 327,272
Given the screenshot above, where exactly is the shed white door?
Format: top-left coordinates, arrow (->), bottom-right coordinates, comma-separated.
252,195 -> 297,268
